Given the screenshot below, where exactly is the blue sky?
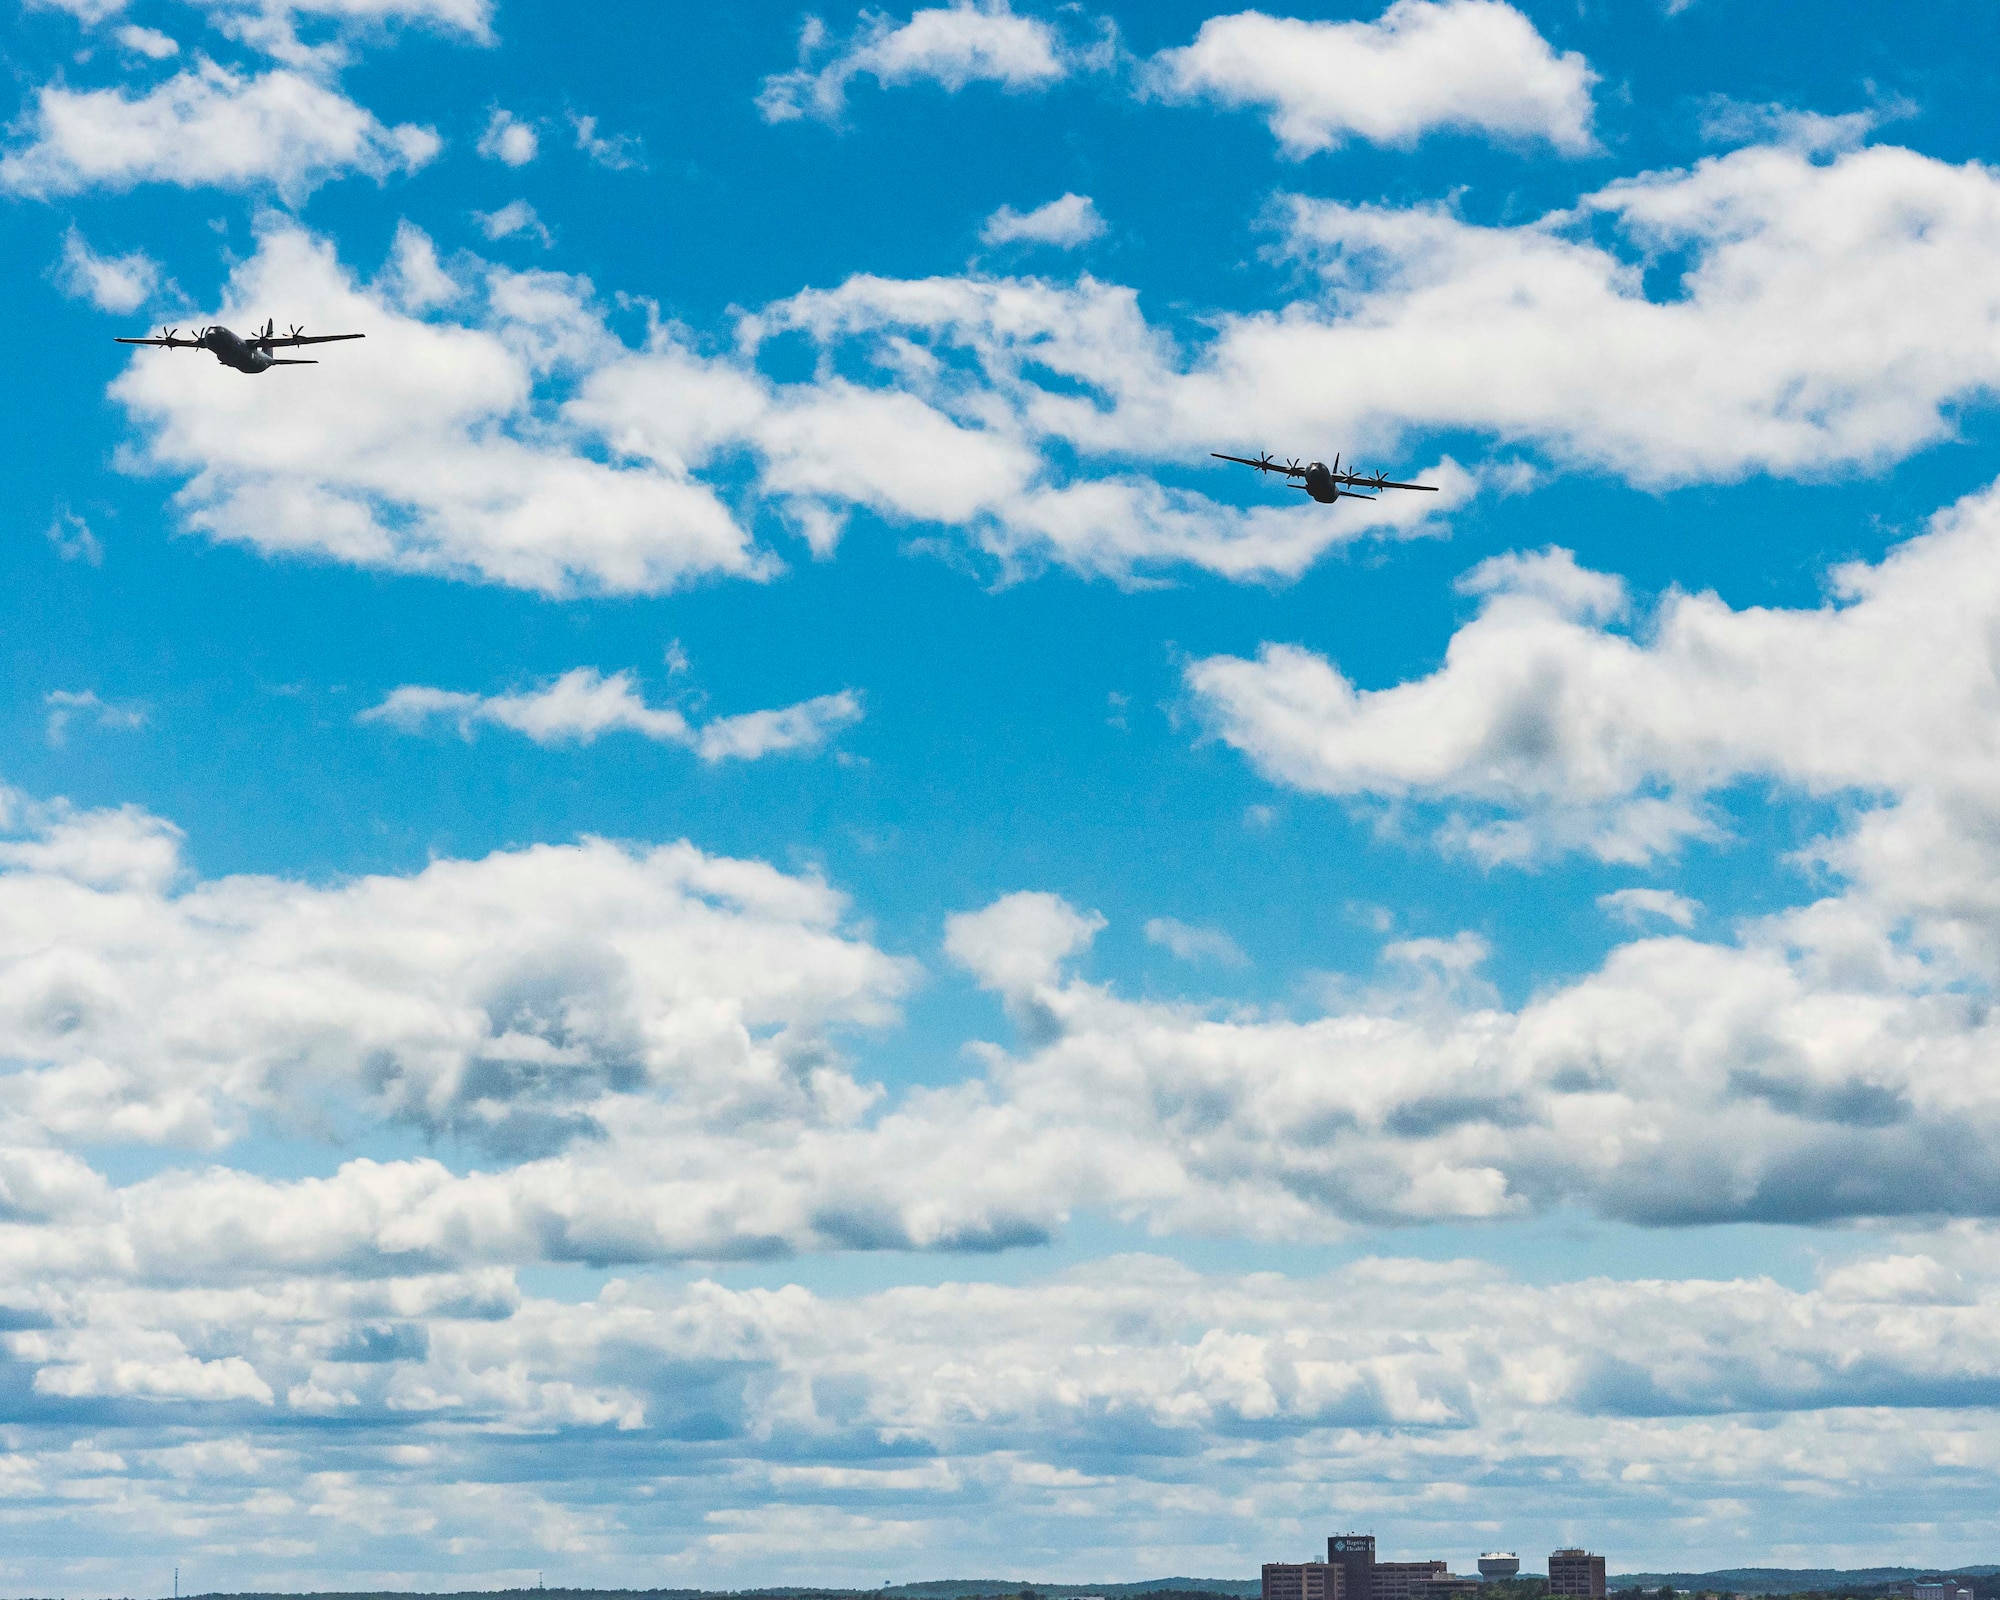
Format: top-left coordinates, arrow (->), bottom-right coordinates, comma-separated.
8,0 -> 2000,1589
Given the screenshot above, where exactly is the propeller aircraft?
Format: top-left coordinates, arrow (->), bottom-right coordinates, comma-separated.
1212,450 -> 1437,505
115,319 -> 364,374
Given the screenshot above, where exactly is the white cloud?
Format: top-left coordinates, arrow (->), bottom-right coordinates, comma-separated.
9,1240 -> 2000,1581
758,0 -> 1102,124
111,222 -> 767,597
25,0 -> 494,38
44,691 -> 145,746
0,61 -> 439,200
50,223 -> 161,312
0,786 -> 911,1157
979,192 -> 1105,248
1187,486 -> 2000,876
361,667 -> 864,762
21,0 -> 129,21
46,508 -> 105,566
473,198 -> 552,245
733,142 -> 2000,497
14,711 -> 2000,1278
570,112 -> 643,170
1143,916 -> 1248,967
1251,141 -> 2000,482
691,691 -> 867,763
1148,0 -> 1597,156
945,889 -> 1105,994
115,23 -> 181,56
476,107 -> 538,165
1598,887 -> 1701,929
109,221 -> 1456,596
113,137 -> 2000,599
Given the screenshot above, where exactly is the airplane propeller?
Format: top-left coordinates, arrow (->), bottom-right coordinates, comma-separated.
288,324 -> 304,340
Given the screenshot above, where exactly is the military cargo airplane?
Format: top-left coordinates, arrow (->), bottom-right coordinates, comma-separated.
115,319 -> 364,374
1213,450 -> 1437,505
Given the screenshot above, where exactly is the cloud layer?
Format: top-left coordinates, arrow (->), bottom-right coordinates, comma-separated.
758,0 -> 1102,125
1147,0 -> 1598,156
0,62 -> 439,199
362,667 -> 864,761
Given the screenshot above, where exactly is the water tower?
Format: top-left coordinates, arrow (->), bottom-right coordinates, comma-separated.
1478,1555 -> 1521,1581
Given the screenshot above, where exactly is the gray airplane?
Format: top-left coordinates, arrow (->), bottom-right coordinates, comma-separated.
115,318 -> 364,373
1213,450 -> 1437,505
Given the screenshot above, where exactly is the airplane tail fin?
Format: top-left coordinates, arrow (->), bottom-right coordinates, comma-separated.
267,358 -> 318,365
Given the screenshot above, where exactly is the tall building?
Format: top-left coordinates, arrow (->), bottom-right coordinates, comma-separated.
1319,1535 -> 1452,1600
1326,1531 -> 1375,1600
1264,1564 -> 1342,1600
1548,1550 -> 1606,1600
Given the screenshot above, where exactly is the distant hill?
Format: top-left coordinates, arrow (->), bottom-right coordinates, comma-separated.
884,1583 -> 1259,1598
164,1575 -> 2000,1600
175,1583 -> 1263,1600
1614,1571 -> 2000,1595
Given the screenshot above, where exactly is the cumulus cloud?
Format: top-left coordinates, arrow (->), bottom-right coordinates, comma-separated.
15,706 -> 2000,1277
978,192 -> 1105,248
1147,0 -> 1597,156
28,0 -> 493,68
729,142 -> 2000,496
0,786 -> 911,1158
1250,141 -> 2000,482
115,23 -> 180,56
1599,887 -> 1701,929
111,137 -> 2000,598
111,222 -> 767,597
7,1242 -> 2000,1582
0,60 -> 439,200
111,221 -> 1457,595
476,106 -> 537,165
50,224 -> 161,312
361,667 -> 864,762
758,0 -> 1106,124
25,0 -> 493,36
1188,487 -> 2000,879
472,198 -> 552,245
945,890 -> 1105,994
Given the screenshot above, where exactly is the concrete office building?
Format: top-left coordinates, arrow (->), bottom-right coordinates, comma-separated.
1264,1564 -> 1343,1600
1548,1550 -> 1606,1600
1326,1532 -> 1451,1600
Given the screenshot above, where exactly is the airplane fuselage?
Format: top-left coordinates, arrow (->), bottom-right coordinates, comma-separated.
1302,462 -> 1342,503
197,327 -> 280,374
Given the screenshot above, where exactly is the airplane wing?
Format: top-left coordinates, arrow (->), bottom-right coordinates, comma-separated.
1335,474 -> 1437,492
256,332 -> 365,349
1211,452 -> 1306,478
113,335 -> 200,347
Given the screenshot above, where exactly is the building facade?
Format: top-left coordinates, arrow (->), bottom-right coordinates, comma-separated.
1263,1563 -> 1343,1600
1324,1531 -> 1375,1600
1374,1561 -> 1451,1600
1548,1550 -> 1607,1600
